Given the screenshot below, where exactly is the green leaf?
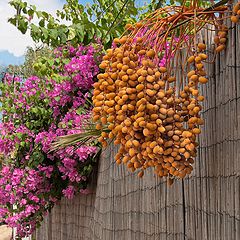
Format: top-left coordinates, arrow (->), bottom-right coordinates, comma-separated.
28,9 -> 34,17
8,17 -> 17,26
22,7 -> 27,14
42,11 -> 49,19
25,122 -> 31,129
43,99 -> 50,104
30,24 -> 41,40
31,107 -> 38,114
95,28 -> 102,39
18,19 -> 28,34
54,96 -> 60,101
49,29 -> 58,40
100,18 -> 108,28
41,27 -> 49,39
16,132 -> 23,139
39,19 -> 45,27
67,27 -> 76,41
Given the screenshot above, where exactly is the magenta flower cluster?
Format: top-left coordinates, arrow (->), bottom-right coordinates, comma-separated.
0,44 -> 101,237
0,165 -> 55,238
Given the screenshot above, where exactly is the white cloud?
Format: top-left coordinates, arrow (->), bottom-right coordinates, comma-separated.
0,0 -> 64,57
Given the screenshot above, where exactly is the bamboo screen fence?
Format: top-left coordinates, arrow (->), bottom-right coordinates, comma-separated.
35,12 -> 240,240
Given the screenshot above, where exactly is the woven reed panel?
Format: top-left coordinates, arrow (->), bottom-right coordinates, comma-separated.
35,8 -> 240,240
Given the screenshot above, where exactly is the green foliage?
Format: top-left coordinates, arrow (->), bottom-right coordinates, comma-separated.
8,0 -> 212,50
23,46 -> 52,78
0,77 -> 53,133
9,0 -> 143,49
4,65 -> 23,77
3,46 -> 52,79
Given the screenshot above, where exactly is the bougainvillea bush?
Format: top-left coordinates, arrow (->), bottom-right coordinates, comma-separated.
0,43 -> 102,238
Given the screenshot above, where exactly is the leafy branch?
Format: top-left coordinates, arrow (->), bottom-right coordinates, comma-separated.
8,0 -> 142,48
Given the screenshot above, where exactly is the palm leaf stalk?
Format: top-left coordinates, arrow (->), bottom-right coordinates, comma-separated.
50,121 -> 108,152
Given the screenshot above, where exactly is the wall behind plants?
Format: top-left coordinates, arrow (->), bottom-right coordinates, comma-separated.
35,14 -> 240,240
